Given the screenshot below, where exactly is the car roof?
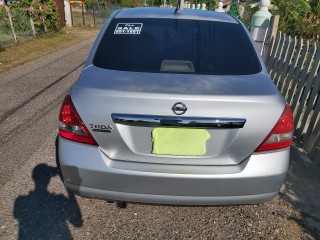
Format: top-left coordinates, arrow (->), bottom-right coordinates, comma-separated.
114,7 -> 238,24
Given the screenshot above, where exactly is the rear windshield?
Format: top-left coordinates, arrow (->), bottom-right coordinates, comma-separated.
93,18 -> 261,75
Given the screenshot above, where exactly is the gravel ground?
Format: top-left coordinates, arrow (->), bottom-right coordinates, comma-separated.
0,37 -> 319,240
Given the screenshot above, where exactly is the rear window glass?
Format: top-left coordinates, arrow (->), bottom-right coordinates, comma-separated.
93,18 -> 261,75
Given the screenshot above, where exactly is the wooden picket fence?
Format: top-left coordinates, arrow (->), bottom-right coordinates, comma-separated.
267,32 -> 320,163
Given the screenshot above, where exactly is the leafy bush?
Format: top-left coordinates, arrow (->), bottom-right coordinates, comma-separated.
271,0 -> 320,39
11,8 -> 32,34
9,0 -> 61,33
0,7 -> 10,34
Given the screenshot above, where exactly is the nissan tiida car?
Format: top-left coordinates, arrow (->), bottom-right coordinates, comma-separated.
58,7 -> 294,206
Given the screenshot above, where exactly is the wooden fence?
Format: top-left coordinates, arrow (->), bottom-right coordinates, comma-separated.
267,32 -> 320,163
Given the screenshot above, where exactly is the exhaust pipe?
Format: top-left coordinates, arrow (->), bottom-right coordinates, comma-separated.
116,201 -> 127,209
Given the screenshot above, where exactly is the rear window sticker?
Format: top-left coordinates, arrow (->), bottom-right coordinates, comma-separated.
114,23 -> 143,34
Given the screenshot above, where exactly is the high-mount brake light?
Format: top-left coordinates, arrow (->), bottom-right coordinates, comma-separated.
59,94 -> 98,146
255,104 -> 294,152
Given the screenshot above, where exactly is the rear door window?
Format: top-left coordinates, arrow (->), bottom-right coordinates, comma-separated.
93,18 -> 261,75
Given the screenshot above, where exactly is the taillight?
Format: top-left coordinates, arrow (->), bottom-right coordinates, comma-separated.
255,104 -> 294,152
59,94 -> 98,146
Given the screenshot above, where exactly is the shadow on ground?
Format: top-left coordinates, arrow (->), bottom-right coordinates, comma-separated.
281,146 -> 320,237
12,138 -> 83,240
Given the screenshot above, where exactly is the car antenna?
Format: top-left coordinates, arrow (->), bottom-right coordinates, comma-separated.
174,0 -> 184,14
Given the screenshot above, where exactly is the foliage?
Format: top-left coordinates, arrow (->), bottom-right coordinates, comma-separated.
120,0 -> 144,7
0,7 -> 11,34
8,0 -> 61,33
228,1 -> 252,29
310,0 -> 320,16
238,4 -> 255,29
117,0 -> 211,8
271,0 -> 320,39
146,0 -> 161,7
0,41 -> 5,52
11,8 -> 32,34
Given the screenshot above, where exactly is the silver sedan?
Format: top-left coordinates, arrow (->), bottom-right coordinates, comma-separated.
58,7 -> 294,206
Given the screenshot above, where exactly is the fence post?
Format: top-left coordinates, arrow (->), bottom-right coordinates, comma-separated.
39,6 -> 48,32
250,0 -> 272,55
263,15 -> 279,64
30,17 -> 36,36
81,2 -> 85,26
29,7 -> 36,36
92,0 -> 96,26
215,0 -> 224,12
4,5 -> 17,43
64,0 -> 72,26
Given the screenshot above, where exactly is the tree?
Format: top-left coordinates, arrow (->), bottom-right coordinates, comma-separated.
271,0 -> 320,39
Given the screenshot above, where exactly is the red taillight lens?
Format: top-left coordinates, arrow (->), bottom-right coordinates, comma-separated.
59,94 -> 98,146
255,104 -> 294,152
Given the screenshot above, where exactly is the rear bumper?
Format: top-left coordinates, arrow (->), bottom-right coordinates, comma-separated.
66,182 -> 278,205
58,137 -> 289,205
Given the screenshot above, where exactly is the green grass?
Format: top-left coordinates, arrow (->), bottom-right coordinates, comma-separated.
0,27 -> 100,73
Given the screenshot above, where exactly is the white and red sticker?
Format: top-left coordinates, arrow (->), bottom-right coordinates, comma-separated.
114,23 -> 143,34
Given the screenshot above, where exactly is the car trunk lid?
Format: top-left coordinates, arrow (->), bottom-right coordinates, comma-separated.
71,66 -> 285,166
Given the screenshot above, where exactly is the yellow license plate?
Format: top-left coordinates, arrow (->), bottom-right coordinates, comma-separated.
152,127 -> 211,156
